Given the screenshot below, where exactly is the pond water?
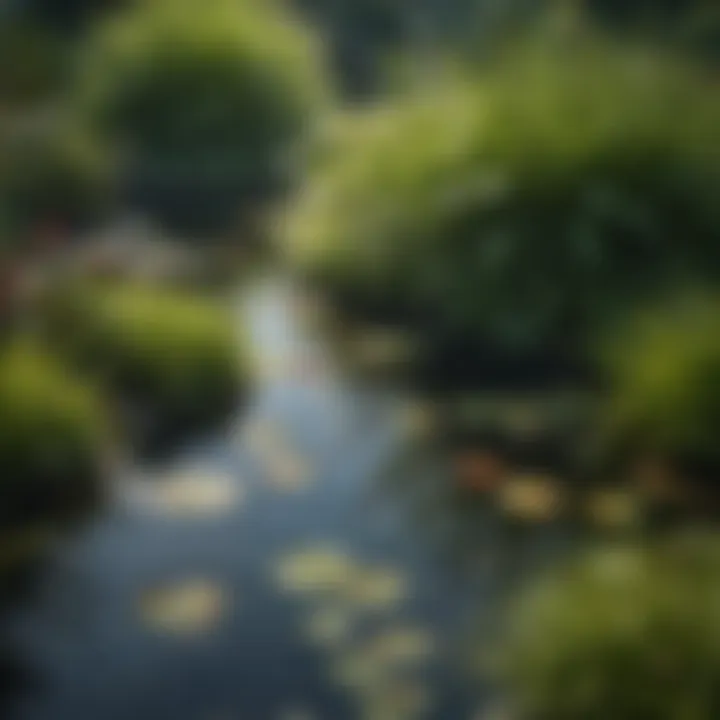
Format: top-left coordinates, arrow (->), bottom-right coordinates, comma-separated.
2,279 -> 581,720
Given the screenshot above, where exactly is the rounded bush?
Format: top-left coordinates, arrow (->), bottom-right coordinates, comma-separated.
80,0 -> 328,234
44,283 -> 245,432
601,292 -> 720,482
500,535 -> 720,720
284,40 -> 720,362
0,344 -> 107,528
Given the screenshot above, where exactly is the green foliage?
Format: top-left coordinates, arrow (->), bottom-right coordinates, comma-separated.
0,122 -> 114,239
44,283 -> 245,425
18,0 -> 128,34
0,343 -> 107,527
285,39 -> 720,358
601,292 -> 720,477
0,21 -> 66,107
80,0 -> 328,234
500,535 -> 720,720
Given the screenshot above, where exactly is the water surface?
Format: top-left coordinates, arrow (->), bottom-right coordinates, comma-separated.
3,279 -> 578,720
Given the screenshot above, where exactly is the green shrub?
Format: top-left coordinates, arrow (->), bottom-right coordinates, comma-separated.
0,343 -> 107,528
79,0 -> 328,234
284,39 -> 720,360
0,122 -> 114,240
44,283 -> 245,429
0,21 -> 66,107
601,291 -> 720,481
499,535 -> 720,720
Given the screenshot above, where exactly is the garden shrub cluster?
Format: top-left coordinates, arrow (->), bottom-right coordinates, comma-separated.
79,0 -> 329,234
43,282 -> 245,431
500,535 -> 720,720
284,39 -> 720,367
601,291 -> 720,483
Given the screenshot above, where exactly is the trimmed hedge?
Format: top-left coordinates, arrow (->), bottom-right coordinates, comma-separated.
284,39 -> 720,370
0,343 -> 107,528
79,0 -> 328,234
43,283 -> 245,436
500,535 -> 720,720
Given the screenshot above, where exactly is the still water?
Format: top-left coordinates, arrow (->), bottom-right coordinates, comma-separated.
3,279 -> 578,720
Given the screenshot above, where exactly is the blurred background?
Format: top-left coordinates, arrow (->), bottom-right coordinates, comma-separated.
0,0 -> 719,718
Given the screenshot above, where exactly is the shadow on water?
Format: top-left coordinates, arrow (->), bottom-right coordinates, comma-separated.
1,278 -> 586,720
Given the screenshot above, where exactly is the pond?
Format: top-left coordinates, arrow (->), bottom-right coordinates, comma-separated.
1,278 -> 583,720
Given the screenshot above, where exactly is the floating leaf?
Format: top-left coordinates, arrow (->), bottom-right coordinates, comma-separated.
139,580 -> 227,636
366,626 -> 435,668
245,419 -> 313,492
331,648 -> 389,690
346,567 -> 408,611
150,468 -> 240,517
358,680 -> 431,720
274,547 -> 356,596
304,605 -> 356,647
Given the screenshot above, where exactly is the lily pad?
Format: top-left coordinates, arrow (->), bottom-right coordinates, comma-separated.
366,626 -> 435,668
345,567 -> 408,611
358,681 -> 431,720
304,605 -> 356,647
274,547 -> 356,596
152,469 -> 240,517
139,579 -> 228,636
